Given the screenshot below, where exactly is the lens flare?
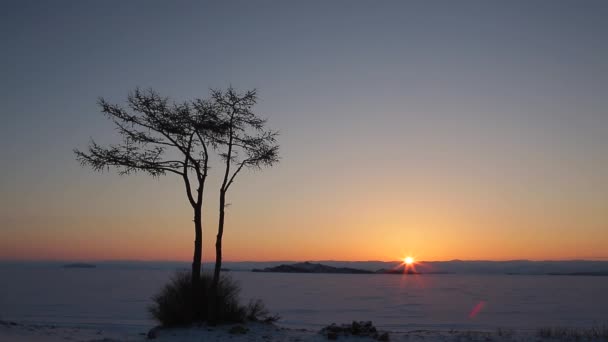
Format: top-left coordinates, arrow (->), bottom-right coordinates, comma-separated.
469,301 -> 487,318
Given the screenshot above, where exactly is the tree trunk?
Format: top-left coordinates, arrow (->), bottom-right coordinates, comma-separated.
213,193 -> 225,284
191,206 -> 203,284
190,205 -> 203,319
210,190 -> 226,323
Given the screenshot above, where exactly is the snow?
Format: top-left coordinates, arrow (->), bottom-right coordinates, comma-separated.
2,322 -> 607,342
1,263 -> 607,341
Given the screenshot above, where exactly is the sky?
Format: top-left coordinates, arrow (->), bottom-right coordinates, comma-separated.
1,0 -> 607,262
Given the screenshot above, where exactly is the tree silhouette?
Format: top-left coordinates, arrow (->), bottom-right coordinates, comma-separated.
74,88 -> 218,286
208,87 -> 279,321
75,87 -> 278,323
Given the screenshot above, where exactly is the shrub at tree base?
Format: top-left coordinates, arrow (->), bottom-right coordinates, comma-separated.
149,271 -> 278,327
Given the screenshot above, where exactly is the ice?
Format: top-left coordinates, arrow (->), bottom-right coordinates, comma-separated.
1,262 -> 607,334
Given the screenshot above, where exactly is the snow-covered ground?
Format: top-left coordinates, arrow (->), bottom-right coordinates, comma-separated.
1,263 -> 607,341
2,321 -> 608,342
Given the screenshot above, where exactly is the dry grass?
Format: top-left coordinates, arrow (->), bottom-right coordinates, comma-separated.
149,271 -> 277,327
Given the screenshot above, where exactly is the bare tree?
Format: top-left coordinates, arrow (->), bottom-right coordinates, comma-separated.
208,87 -> 279,320
74,88 -> 218,286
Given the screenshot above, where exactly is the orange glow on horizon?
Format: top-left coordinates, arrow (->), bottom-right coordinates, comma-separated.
1,205 -> 607,262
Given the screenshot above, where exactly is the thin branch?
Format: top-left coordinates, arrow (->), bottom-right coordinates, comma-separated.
225,159 -> 247,190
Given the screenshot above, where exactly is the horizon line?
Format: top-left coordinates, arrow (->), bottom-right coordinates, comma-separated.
2,257 -> 608,263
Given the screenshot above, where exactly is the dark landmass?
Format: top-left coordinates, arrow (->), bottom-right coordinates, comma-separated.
63,263 -> 96,269
252,262 -> 438,275
0,320 -> 19,326
253,262 -> 374,274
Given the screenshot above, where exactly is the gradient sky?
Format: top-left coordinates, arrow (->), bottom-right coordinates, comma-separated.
1,0 -> 607,262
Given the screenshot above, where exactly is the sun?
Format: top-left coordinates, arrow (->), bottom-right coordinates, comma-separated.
404,256 -> 414,265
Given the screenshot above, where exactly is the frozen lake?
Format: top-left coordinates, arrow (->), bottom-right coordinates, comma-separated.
1,264 -> 607,333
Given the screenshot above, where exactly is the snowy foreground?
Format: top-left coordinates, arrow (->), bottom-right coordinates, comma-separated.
1,321 -> 604,342
2,266 -> 608,341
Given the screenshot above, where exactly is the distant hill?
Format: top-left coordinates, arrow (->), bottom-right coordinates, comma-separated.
252,262 -> 434,275
252,262 -> 373,274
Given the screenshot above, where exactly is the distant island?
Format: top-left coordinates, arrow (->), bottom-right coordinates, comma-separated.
252,261 -> 423,274
253,262 -> 373,274
63,263 -> 96,269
